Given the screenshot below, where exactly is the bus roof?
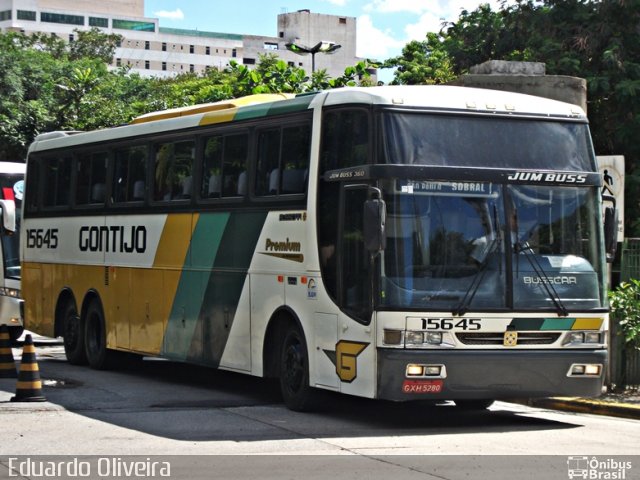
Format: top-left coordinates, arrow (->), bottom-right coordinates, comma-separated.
27,86 -> 586,154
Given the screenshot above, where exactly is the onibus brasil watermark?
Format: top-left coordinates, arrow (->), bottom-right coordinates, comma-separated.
8,457 -> 171,477
567,456 -> 633,480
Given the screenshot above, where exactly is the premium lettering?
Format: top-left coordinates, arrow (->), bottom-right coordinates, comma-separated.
265,238 -> 301,252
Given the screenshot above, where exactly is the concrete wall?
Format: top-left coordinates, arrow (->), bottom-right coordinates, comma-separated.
452,61 -> 587,112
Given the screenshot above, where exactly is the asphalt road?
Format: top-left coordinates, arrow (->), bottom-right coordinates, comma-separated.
1,344 -> 639,480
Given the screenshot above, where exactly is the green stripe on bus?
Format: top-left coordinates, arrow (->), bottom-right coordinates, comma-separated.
162,213 -> 230,360
540,318 -> 576,330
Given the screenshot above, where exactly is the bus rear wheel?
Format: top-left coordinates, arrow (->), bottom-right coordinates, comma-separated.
279,326 -> 317,412
84,300 -> 114,370
62,301 -> 87,365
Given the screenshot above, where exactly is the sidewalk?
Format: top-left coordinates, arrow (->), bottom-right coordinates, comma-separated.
525,389 -> 640,420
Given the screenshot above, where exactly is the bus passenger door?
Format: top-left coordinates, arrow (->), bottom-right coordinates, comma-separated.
335,185 -> 376,399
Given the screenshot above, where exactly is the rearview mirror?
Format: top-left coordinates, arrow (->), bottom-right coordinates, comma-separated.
364,196 -> 386,254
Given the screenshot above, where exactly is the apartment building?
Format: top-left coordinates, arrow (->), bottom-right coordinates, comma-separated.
0,0 -> 373,79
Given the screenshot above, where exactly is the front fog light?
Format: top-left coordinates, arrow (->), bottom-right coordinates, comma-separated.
424,365 -> 442,376
571,365 -> 586,375
406,364 -> 424,376
585,364 -> 601,376
568,363 -> 603,377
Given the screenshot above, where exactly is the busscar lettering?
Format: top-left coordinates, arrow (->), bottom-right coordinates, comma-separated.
79,226 -> 147,253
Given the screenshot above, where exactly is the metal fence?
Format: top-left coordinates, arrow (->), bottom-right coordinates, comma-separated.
610,239 -> 640,387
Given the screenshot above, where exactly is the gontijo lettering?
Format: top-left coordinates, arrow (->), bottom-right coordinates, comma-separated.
79,225 -> 147,253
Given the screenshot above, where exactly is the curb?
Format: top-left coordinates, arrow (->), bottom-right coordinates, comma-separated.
524,397 -> 640,420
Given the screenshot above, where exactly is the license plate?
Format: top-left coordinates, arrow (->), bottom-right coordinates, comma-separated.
402,380 -> 443,394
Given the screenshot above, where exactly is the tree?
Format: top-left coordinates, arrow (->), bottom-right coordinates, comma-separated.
68,27 -> 123,64
383,33 -> 455,85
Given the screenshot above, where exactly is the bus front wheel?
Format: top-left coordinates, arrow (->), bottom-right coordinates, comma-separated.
84,300 -> 114,370
62,301 -> 87,365
279,326 -> 316,411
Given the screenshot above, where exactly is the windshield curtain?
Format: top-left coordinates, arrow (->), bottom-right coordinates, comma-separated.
381,112 -> 595,171
379,179 -> 605,312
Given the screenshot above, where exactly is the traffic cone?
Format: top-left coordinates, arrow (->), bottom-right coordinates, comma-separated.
11,334 -> 46,402
0,324 -> 17,378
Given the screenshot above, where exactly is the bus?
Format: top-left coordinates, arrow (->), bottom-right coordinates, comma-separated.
0,162 -> 24,342
21,86 -> 615,410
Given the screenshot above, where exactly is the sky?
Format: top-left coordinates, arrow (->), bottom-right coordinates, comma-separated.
144,0 -> 507,63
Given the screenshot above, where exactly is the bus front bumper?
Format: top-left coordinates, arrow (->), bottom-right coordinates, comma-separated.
377,348 -> 607,401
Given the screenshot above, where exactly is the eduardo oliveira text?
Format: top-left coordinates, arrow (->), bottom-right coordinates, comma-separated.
9,457 -> 171,477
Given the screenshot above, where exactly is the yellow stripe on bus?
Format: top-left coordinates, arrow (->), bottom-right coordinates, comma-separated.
572,318 -> 603,330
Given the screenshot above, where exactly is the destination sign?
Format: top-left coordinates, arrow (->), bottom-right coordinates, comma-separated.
396,180 -> 495,197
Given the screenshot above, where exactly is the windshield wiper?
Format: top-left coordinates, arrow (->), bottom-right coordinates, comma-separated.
515,240 -> 569,317
453,206 -> 502,317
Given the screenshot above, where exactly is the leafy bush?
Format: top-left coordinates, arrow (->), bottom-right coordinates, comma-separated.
609,279 -> 640,350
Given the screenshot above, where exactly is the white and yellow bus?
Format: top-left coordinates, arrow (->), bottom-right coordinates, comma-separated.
22,87 -> 613,410
0,162 -> 24,342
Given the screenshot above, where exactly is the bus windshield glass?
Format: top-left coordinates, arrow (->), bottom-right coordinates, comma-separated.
381,112 -> 595,171
379,179 -> 605,312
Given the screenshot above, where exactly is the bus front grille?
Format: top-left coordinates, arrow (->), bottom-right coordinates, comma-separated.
455,332 -> 561,346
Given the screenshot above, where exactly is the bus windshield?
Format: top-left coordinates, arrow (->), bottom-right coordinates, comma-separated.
381,112 -> 595,171
379,179 -> 605,312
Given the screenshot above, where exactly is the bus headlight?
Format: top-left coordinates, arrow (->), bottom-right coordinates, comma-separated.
563,331 -> 604,346
568,363 -> 602,377
0,287 -> 20,298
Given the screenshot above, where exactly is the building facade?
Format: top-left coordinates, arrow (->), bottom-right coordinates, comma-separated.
0,0 -> 372,79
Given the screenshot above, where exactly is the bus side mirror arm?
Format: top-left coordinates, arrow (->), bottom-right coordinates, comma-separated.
0,199 -> 16,235
363,187 -> 386,254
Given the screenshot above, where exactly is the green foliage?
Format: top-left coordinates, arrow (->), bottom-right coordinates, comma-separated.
0,31 -> 377,162
609,280 -> 640,350
383,34 -> 455,85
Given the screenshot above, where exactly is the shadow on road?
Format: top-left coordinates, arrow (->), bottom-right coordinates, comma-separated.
0,349 -> 581,442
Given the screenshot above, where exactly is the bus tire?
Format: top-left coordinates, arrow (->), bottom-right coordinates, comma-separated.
279,326 -> 316,412
84,300 -> 114,370
453,399 -> 494,410
62,301 -> 87,365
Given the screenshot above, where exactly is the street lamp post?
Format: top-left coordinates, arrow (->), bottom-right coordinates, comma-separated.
285,40 -> 342,73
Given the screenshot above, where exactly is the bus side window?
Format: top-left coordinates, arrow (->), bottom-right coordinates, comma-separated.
76,152 -> 108,206
222,133 -> 248,198
320,109 -> 370,173
281,125 -> 310,194
202,135 -> 223,198
113,145 -> 147,203
256,128 -> 281,196
153,140 -> 194,201
255,124 -> 310,197
42,156 -> 72,208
